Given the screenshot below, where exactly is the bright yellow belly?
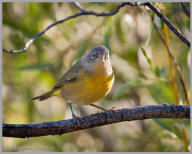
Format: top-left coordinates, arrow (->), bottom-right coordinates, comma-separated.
60,72 -> 114,105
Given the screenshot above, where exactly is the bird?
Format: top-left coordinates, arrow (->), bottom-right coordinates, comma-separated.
31,45 -> 114,124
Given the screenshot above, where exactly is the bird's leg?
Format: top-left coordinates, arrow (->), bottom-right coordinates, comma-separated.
90,104 -> 116,112
67,102 -> 81,125
90,104 -> 107,111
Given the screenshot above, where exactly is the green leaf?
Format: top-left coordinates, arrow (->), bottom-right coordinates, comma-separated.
153,119 -> 183,139
18,63 -> 52,71
140,47 -> 154,72
153,119 -> 171,132
147,80 -> 174,104
113,80 -> 149,100
115,17 -> 125,43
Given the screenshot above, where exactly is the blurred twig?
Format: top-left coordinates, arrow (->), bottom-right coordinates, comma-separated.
154,24 -> 190,106
3,104 -> 190,138
73,2 -> 86,12
146,2 -> 190,47
2,2 -> 190,53
163,23 -> 179,105
180,2 -> 190,18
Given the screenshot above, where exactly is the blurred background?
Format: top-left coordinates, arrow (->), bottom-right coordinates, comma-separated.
2,2 -> 190,152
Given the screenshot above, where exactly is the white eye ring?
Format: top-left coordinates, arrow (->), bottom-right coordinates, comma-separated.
92,54 -> 96,58
92,53 -> 98,59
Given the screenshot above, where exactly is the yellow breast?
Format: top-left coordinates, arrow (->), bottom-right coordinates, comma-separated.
60,68 -> 114,105
82,72 -> 114,104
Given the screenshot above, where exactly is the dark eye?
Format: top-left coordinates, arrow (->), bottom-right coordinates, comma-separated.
92,53 -> 98,59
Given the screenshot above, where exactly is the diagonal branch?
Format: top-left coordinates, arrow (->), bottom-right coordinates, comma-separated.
2,2 -> 136,53
154,24 -> 190,106
3,104 -> 190,138
2,2 -> 190,53
73,2 -> 86,12
180,2 -> 190,18
145,2 -> 190,47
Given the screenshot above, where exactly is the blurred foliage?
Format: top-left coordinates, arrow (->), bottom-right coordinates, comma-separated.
2,2 -> 190,152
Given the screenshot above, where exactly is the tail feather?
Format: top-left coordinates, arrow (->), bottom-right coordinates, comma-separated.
31,89 -> 56,101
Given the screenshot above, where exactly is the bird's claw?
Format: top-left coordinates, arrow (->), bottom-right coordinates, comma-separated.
72,113 -> 81,125
107,107 -> 117,112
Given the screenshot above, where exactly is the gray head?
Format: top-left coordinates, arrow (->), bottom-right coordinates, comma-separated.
81,45 -> 113,75
85,45 -> 109,62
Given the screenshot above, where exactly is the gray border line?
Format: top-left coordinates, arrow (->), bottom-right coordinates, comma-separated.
1,0 -> 191,153
190,2 -> 192,152
1,0 -> 192,2
0,2 -> 2,153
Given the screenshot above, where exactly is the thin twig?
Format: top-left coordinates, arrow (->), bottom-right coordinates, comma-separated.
180,2 -> 190,18
154,24 -> 190,106
145,2 -> 190,47
2,2 -> 135,53
3,104 -> 190,138
73,2 -> 86,12
2,2 -> 190,53
90,104 -> 107,111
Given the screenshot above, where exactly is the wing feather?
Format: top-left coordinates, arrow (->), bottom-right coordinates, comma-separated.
53,61 -> 83,89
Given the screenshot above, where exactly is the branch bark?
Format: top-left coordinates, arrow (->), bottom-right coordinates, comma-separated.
2,2 -> 190,53
3,104 -> 190,138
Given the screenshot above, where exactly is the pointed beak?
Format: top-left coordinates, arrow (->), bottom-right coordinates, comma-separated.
104,52 -> 109,61
98,52 -> 109,61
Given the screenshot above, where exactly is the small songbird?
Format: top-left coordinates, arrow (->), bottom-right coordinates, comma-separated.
31,45 -> 114,124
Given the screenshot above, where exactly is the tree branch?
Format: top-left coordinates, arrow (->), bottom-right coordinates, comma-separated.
3,104 -> 190,138
145,2 -> 190,47
73,2 -> 86,12
180,2 -> 190,18
154,24 -> 190,106
2,2 -> 190,53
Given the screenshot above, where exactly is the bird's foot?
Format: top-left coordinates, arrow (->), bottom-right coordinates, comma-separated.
107,107 -> 117,112
72,113 -> 81,125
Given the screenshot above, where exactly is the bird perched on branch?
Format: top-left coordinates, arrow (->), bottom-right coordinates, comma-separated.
31,45 -> 114,124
